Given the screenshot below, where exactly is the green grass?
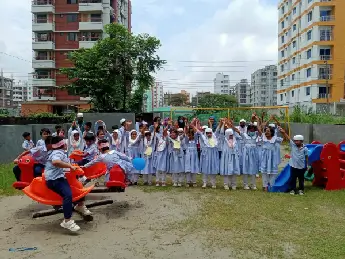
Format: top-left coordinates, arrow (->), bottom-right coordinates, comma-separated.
0,163 -> 20,196
139,176 -> 345,259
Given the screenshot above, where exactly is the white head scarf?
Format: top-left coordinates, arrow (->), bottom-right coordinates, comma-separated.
129,129 -> 138,145
69,130 -> 81,149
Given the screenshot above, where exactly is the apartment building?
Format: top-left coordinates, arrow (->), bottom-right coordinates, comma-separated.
23,0 -> 132,115
191,91 -> 211,107
214,73 -> 232,95
0,76 -> 14,108
13,81 -> 33,108
277,0 -> 345,112
152,81 -> 164,108
251,65 -> 278,107
142,89 -> 152,112
234,79 -> 251,106
164,90 -> 191,106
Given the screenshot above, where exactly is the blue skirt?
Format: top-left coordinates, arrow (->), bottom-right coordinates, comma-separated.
153,150 -> 168,172
200,147 -> 219,175
185,149 -> 199,174
142,155 -> 155,175
219,149 -> 240,176
168,150 -> 185,173
242,146 -> 259,175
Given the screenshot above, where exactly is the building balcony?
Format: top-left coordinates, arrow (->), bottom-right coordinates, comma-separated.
32,59 -> 55,69
79,40 -> 98,49
33,96 -> 56,101
320,15 -> 335,22
318,73 -> 332,80
32,20 -> 54,31
317,93 -> 331,99
31,0 -> 54,13
79,19 -> 103,31
32,77 -> 56,87
32,39 -> 54,50
79,0 -> 103,12
320,55 -> 332,61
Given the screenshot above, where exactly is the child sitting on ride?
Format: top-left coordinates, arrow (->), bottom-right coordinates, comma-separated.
67,121 -> 83,156
22,132 -> 35,151
36,128 -> 51,147
77,132 -> 98,166
82,139 -> 134,183
44,136 -> 92,232
13,136 -> 53,181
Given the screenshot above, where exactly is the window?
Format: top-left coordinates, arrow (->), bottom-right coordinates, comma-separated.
281,36 -> 285,44
307,11 -> 313,22
281,65 -> 284,72
280,94 -> 283,101
293,24 -> 296,31
292,57 -> 296,64
307,68 -> 312,77
307,30 -> 312,40
280,80 -> 284,87
292,74 -> 295,81
67,0 -> 78,4
306,87 -> 310,96
307,49 -> 312,59
91,14 -> 102,22
292,41 -> 296,48
60,32 -> 64,36
67,14 -> 77,22
67,32 -> 77,41
36,14 -> 47,23
293,7 -> 296,14
281,6 -> 285,14
273,72 -> 277,76
291,90 -> 294,97
281,21 -> 284,29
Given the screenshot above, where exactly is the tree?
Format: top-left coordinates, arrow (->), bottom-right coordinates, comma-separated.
169,93 -> 188,106
60,23 -> 166,112
196,93 -> 237,114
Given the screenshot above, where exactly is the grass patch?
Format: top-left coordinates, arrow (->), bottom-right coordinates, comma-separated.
0,163 -> 20,196
140,176 -> 345,259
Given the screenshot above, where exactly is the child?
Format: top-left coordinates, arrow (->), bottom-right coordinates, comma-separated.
184,129 -> 199,187
199,128 -> 219,188
22,132 -> 35,151
153,125 -> 168,187
83,139 -> 134,183
141,130 -> 156,185
78,132 -> 98,166
67,121 -> 83,156
44,136 -> 92,232
219,126 -> 241,190
236,119 -> 247,174
259,126 -> 283,191
167,129 -> 185,187
36,128 -> 51,147
241,124 -> 259,190
52,125 -> 62,137
127,129 -> 142,185
280,129 -> 308,195
83,122 -> 93,138
110,129 -> 121,152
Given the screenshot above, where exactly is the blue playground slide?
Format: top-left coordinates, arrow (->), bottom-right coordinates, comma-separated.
269,144 -> 324,193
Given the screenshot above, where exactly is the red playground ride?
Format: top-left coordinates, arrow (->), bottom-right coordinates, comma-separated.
12,155 -> 40,190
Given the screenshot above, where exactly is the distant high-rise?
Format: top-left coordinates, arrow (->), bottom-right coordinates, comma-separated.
213,73 -> 232,95
234,79 -> 251,106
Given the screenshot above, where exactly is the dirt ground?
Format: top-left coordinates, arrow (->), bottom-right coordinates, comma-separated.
0,188 -> 225,259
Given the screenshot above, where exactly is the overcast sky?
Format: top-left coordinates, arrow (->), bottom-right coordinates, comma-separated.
0,0 -> 278,94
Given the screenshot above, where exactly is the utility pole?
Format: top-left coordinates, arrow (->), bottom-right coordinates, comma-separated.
1,69 -> 4,108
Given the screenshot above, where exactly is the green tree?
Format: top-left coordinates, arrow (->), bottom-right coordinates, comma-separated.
197,93 -> 237,109
169,93 -> 188,106
60,23 -> 165,112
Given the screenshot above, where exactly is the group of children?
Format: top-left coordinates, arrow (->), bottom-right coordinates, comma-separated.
13,112 -> 308,232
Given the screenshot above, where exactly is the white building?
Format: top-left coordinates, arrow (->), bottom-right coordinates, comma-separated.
13,81 -> 32,108
277,0 -> 345,112
152,81 -> 164,108
214,73 -> 232,95
235,79 -> 251,106
251,65 -> 278,107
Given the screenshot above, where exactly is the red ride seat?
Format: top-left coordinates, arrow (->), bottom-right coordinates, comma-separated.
12,155 -> 39,190
69,150 -> 84,162
83,163 -> 107,179
22,167 -> 94,206
106,165 -> 126,189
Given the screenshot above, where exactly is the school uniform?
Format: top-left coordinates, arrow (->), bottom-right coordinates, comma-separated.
22,139 -> 35,150
141,135 -> 156,184
153,133 -> 168,185
289,140 -> 308,193
78,143 -> 98,166
127,132 -> 143,183
167,136 -> 185,185
183,134 -> 199,185
236,126 -> 247,174
67,126 -> 84,156
36,139 -> 45,148
219,129 -> 241,189
260,135 -> 283,188
241,132 -> 259,188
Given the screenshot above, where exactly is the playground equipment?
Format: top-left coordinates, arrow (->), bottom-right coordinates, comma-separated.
12,155 -> 41,190
270,140 -> 345,192
22,166 -> 113,219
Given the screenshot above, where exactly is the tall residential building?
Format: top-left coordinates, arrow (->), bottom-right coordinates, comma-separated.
234,79 -> 251,106
13,81 -> 33,108
214,73 -> 232,95
142,89 -> 152,112
24,0 -> 132,115
277,0 -> 345,112
0,75 -> 14,108
152,81 -> 164,108
251,65 -> 278,107
164,90 -> 190,106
